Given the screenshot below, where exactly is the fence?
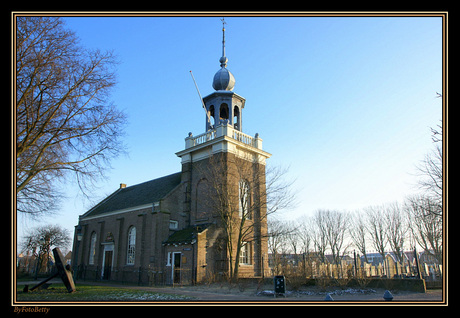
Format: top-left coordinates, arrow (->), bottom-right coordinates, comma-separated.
74,265 -> 151,286
73,265 -> 195,286
71,254 -> 442,288
269,253 -> 442,282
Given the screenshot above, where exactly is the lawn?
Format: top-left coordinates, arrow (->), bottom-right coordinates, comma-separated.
16,284 -> 195,302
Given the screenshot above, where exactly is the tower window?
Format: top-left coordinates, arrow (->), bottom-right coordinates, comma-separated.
220,103 -> 229,121
233,106 -> 240,130
209,105 -> 215,126
239,179 -> 250,219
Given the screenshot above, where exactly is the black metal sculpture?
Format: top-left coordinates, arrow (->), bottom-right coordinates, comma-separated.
23,247 -> 76,293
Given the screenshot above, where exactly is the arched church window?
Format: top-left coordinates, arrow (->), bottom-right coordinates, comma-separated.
127,226 -> 136,265
220,103 -> 229,121
89,232 -> 97,265
238,180 -> 250,219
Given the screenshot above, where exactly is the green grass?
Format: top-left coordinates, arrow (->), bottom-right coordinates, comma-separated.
16,284 -> 195,302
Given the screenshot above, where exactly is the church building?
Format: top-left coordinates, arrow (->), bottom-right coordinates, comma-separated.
72,22 -> 272,285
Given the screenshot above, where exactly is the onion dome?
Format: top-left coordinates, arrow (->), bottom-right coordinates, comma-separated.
212,65 -> 235,91
212,18 -> 235,91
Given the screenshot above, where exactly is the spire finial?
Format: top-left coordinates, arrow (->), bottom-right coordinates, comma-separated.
219,18 -> 228,67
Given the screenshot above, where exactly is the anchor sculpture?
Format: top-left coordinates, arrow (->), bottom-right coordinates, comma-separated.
23,247 -> 76,293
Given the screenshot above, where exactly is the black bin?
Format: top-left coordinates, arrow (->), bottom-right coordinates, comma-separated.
273,275 -> 286,295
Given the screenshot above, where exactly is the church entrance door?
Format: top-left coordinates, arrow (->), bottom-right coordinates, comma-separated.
101,243 -> 114,280
172,252 -> 181,284
103,251 -> 113,280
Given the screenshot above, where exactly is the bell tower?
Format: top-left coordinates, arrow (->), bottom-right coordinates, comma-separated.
203,18 -> 245,132
176,19 -> 271,279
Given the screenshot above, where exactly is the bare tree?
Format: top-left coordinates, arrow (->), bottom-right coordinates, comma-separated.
364,205 -> 387,264
404,195 -> 443,264
323,210 -> 350,266
267,219 -> 288,256
416,144 -> 443,212
296,215 -> 313,256
285,220 -> 301,264
267,219 -> 293,274
296,216 -> 314,276
200,152 -> 295,281
385,202 -> 408,264
16,17 -> 126,217
431,92 -> 442,143
403,93 -> 443,263
415,93 -> 443,214
311,210 -> 329,264
21,224 -> 71,275
349,211 -> 369,263
430,122 -> 442,144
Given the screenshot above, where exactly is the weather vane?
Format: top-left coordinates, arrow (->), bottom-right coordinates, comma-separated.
220,18 -> 227,59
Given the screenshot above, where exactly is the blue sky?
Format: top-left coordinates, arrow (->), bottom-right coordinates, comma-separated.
17,16 -> 443,241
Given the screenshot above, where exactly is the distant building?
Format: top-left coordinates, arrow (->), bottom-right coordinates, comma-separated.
359,251 -> 414,267
72,22 -> 271,285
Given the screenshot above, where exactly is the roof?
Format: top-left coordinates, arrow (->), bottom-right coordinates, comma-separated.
212,66 -> 235,91
163,224 -> 212,245
81,172 -> 182,218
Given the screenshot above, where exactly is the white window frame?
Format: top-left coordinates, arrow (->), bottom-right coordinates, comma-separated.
166,252 -> 172,266
239,242 -> 251,265
238,180 -> 250,219
126,226 -> 136,265
89,232 -> 97,265
169,220 -> 179,230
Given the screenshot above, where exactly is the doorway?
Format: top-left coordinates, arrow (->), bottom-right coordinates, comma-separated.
103,251 -> 113,280
101,243 -> 114,280
172,252 -> 181,284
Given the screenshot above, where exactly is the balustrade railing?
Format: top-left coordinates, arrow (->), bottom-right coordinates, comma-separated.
232,129 -> 255,147
186,125 -> 258,149
192,130 -> 217,146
